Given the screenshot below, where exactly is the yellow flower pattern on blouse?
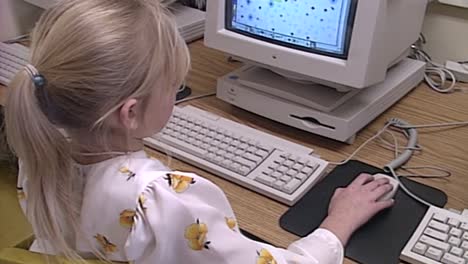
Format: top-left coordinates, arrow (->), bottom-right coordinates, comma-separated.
138,194 -> 147,213
257,249 -> 277,264
225,217 -> 237,231
119,167 -> 136,181
184,219 -> 211,250
94,234 -> 118,254
119,209 -> 136,228
165,173 -> 196,193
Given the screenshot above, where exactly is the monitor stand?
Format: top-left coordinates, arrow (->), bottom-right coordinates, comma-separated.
216,58 -> 425,144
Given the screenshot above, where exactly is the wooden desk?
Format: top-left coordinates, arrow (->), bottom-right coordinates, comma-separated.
167,40 -> 468,264
2,40 -> 467,263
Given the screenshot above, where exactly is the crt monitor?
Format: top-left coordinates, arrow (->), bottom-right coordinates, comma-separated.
205,0 -> 428,90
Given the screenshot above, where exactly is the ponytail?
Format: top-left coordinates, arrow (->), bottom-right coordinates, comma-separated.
4,69 -> 81,260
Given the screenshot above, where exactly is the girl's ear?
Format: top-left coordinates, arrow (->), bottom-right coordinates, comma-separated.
119,99 -> 140,130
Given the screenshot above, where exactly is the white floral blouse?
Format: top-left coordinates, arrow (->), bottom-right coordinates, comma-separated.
17,150 -> 343,264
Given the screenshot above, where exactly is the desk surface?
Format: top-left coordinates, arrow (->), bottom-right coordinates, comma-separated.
1,40 -> 467,263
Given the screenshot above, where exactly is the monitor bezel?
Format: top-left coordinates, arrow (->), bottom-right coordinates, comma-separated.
224,0 -> 359,59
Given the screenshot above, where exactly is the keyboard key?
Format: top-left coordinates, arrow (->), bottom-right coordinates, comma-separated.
420,235 -> 450,251
226,146 -> 236,153
277,166 -> 289,173
461,241 -> 468,250
219,143 -> 229,149
301,166 -> 316,175
258,144 -> 273,153
214,156 -> 223,163
234,149 -> 244,155
239,137 -> 249,144
448,236 -> 462,247
442,253 -> 466,264
450,247 -> 463,257
449,218 -> 461,227
296,173 -> 309,181
223,137 -> 233,145
271,172 -> 282,179
432,213 -> 448,223
161,135 -> 207,156
208,146 -> 217,153
255,150 -> 270,158
450,228 -> 463,238
286,169 -> 297,177
461,222 -> 468,231
463,252 -> 468,260
424,228 -> 449,241
244,153 -> 263,163
230,163 -> 241,172
284,160 -> 295,167
234,158 -> 256,170
425,247 -> 443,261
463,232 -> 468,240
246,146 -> 257,153
206,153 -> 216,161
412,242 -> 427,255
280,175 -> 292,182
201,143 -> 210,150
221,159 -> 232,168
292,164 -> 303,171
283,179 -> 302,194
255,174 -> 275,186
239,166 -> 250,176
207,131 -> 216,138
216,150 -> 227,157
276,157 -> 286,164
263,168 -> 274,175
239,143 -> 249,150
429,220 -> 450,233
272,180 -> 285,190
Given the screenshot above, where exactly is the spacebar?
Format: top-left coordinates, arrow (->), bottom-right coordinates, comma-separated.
159,135 -> 207,157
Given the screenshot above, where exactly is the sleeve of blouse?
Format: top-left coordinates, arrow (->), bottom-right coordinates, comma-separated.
124,171 -> 344,264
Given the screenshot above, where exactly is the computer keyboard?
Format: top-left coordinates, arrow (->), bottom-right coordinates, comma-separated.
401,206 -> 468,264
144,105 -> 329,205
0,42 -> 29,86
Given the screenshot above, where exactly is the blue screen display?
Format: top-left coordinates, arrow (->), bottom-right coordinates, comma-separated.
226,0 -> 357,58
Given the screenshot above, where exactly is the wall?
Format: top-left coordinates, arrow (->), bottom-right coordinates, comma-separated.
0,0 -> 42,42
422,2 -> 468,64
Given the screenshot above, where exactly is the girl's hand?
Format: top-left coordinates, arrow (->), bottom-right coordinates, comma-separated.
320,173 -> 395,246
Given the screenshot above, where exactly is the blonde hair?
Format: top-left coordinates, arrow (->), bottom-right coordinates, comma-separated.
4,0 -> 189,261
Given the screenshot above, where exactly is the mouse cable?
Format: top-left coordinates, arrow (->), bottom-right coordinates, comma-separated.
329,118 -> 468,207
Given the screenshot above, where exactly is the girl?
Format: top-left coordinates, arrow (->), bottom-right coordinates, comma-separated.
4,0 -> 394,263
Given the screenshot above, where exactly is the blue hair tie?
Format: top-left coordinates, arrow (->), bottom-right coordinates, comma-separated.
24,64 -> 47,89
32,74 -> 46,89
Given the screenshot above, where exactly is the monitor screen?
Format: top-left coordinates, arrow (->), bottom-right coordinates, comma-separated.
225,0 -> 358,59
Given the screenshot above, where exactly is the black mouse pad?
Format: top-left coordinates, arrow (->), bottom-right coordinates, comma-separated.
280,160 -> 447,264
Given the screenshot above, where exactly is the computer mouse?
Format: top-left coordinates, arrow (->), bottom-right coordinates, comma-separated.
373,173 -> 399,202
